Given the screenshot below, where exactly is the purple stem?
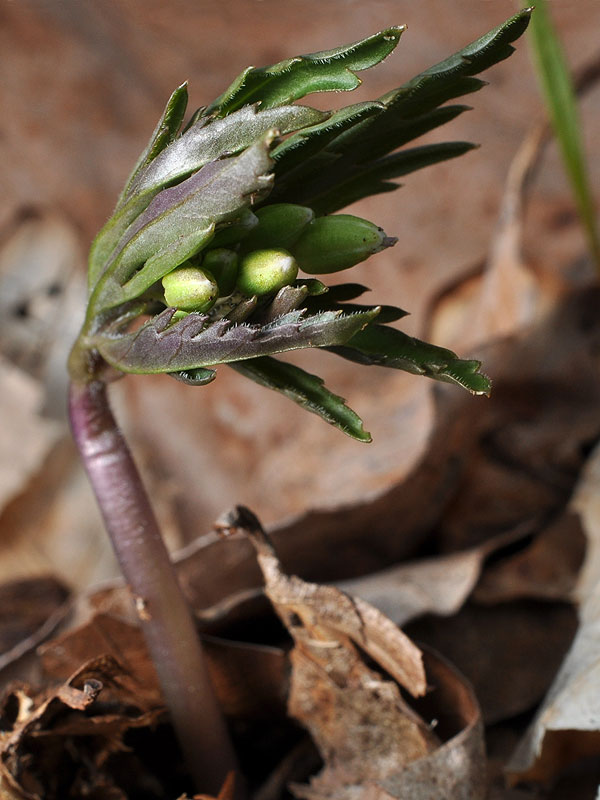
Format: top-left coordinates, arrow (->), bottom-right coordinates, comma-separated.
68,378 -> 239,794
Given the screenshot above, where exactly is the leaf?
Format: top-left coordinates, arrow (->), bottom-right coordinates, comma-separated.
206,27 -> 405,116
115,82 -> 189,210
93,306 -> 380,374
229,356 -> 371,442
271,101 -> 385,175
88,104 -> 326,291
330,324 -> 491,395
269,9 -> 532,210
89,138 -> 275,313
507,439 -> 600,782
169,367 -> 217,386
304,141 -> 477,216
526,0 -> 600,268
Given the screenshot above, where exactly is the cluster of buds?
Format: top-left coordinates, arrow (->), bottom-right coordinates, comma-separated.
160,203 -> 396,316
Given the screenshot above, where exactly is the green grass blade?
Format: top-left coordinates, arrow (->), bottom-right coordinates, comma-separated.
526,0 -> 600,268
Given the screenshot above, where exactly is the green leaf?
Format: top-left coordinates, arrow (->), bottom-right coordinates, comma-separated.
92,306 -> 379,375
88,138 -> 275,314
169,367 -> 217,386
116,83 -> 189,209
270,9 -> 532,210
272,102 -> 384,175
330,324 -> 491,395
302,141 -> 477,215
207,27 -> 405,116
230,356 -> 371,442
88,104 -> 326,292
526,0 -> 600,268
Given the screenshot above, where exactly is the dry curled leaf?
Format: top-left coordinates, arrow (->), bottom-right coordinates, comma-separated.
219,507 -> 487,800
0,656 -> 166,800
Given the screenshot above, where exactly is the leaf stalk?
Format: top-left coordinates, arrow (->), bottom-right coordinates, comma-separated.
68,377 -> 239,794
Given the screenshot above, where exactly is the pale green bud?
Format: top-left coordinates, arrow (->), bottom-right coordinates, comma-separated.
291,214 -> 396,274
202,248 -> 239,296
162,263 -> 219,312
240,203 -> 315,253
209,208 -> 259,249
236,248 -> 299,296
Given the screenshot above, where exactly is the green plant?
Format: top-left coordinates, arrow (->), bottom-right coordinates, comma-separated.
524,0 -> 600,268
67,10 -> 531,794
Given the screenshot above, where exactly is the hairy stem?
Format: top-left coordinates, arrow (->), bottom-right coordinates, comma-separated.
68,378 -> 239,794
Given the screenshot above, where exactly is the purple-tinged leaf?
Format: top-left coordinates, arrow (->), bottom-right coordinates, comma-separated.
116,82 -> 189,209
89,104 -> 327,291
89,138 -> 275,313
92,307 -> 379,374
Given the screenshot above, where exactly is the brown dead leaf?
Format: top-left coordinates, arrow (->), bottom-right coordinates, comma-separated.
218,507 -> 488,800
40,610 -> 288,721
0,358 -> 61,513
335,527 -> 533,627
407,601 -> 577,726
507,440 -> 600,783
474,512 -> 586,604
0,655 -> 166,800
427,122 -> 550,354
0,211 -> 86,418
0,576 -> 70,677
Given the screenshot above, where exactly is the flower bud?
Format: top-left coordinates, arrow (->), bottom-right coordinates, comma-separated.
236,248 -> 299,296
202,248 -> 239,296
209,208 -> 259,248
240,203 -> 315,253
291,214 -> 396,274
162,263 -> 219,312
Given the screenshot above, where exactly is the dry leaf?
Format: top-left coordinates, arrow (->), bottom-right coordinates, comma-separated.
407,601 -> 577,726
0,656 -> 166,800
40,611 -> 288,721
0,576 -> 70,677
474,512 -> 585,605
427,123 -> 548,354
0,358 -> 61,513
507,440 -> 600,783
218,507 -> 488,800
335,528 -> 532,627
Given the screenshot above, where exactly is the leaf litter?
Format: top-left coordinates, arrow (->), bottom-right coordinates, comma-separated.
2,9 -> 600,800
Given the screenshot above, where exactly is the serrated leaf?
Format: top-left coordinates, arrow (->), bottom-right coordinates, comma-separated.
207,27 -> 405,116
88,138 -> 274,314
311,302 -> 406,324
329,324 -> 491,395
92,307 -> 379,375
229,356 -> 371,442
269,10 -> 531,210
89,104 -> 326,291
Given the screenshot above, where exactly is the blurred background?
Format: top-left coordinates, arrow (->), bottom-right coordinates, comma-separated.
1,0 -> 599,591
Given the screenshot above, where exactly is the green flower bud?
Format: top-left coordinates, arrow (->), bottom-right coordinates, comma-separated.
291,214 -> 396,274
240,203 -> 315,253
202,248 -> 239,296
209,208 -> 259,249
162,263 -> 219,312
236,248 -> 299,296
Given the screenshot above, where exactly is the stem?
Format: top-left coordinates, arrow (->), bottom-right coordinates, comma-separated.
68,378 -> 239,794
